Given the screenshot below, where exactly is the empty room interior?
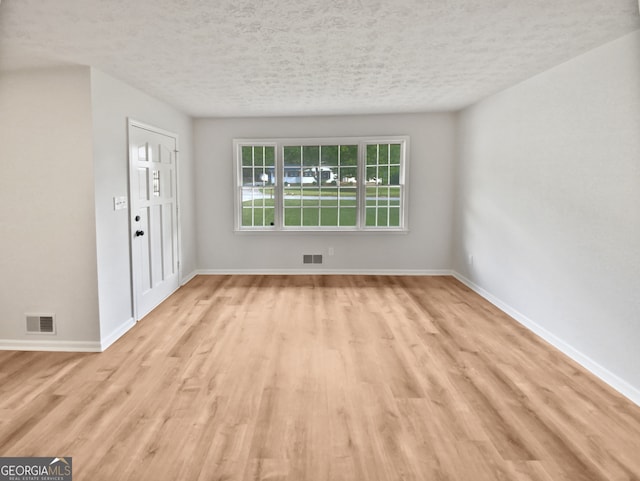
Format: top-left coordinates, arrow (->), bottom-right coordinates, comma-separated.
1,1 -> 639,480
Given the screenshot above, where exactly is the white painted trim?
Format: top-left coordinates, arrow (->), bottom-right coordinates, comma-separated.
196,269 -> 453,276
128,119 -> 179,139
452,272 -> 640,407
233,135 -> 410,233
181,270 -> 199,285
0,339 -> 102,352
127,119 -> 180,321
100,317 -> 136,351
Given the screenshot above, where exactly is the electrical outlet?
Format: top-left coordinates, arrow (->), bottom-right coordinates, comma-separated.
328,247 -> 334,256
468,254 -> 474,266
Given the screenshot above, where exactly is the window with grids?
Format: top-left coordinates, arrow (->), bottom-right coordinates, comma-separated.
234,136 -> 408,231
240,145 -> 276,227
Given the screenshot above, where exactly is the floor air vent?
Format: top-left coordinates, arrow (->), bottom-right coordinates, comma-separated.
26,314 -> 56,334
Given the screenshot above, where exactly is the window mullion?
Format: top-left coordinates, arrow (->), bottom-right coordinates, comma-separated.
375,144 -> 379,228
261,146 -> 265,227
318,145 -> 322,227
337,146 -> 341,227
357,142 -> 365,229
276,143 -> 283,229
387,144 -> 391,227
251,146 -> 255,227
299,146 -> 304,227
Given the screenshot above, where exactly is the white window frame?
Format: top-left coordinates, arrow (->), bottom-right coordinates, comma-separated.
233,136 -> 409,232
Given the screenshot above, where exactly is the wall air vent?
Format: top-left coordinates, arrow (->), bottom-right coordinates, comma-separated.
26,314 -> 56,335
303,254 -> 323,264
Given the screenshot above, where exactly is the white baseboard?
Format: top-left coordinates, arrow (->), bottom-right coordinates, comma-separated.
0,339 -> 102,352
100,317 -> 136,351
452,272 -> 640,407
196,269 -> 453,276
181,270 -> 198,285
1,317 -> 136,353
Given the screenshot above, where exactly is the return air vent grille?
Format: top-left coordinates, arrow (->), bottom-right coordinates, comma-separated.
26,314 -> 56,334
303,254 -> 323,264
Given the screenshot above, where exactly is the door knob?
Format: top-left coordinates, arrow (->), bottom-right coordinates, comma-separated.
135,230 -> 145,237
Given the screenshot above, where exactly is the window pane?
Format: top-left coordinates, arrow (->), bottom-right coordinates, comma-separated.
339,207 -> 357,226
377,207 -> 388,226
241,146 -> 253,166
321,145 -> 338,166
390,165 -> 400,184
242,207 -> 252,225
366,166 -> 381,184
236,138 -> 405,231
365,207 -> 376,226
388,207 -> 400,227
378,144 -> 389,163
340,166 -> 357,183
265,146 -> 275,166
284,207 -> 301,226
366,144 -> 378,166
302,207 -> 319,226
365,186 -> 402,228
152,171 -> 160,197
302,192 -> 318,208
390,143 -> 401,164
242,168 -> 254,185
320,207 -> 338,226
284,146 -> 301,166
317,168 -> 336,185
363,140 -> 402,229
241,170 -> 275,227
254,147 -> 265,166
242,205 -> 275,227
340,145 -> 358,166
284,167 -> 302,186
302,145 -> 319,166
303,196 -> 320,226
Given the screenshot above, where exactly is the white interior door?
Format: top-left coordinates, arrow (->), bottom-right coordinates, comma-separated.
128,121 -> 180,320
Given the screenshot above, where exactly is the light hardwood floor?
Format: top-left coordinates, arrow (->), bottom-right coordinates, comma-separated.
1,275 -> 639,480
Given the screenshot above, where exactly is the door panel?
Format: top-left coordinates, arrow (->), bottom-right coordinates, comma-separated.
139,206 -> 152,294
162,204 -> 175,278
137,167 -> 149,200
150,203 -> 163,287
129,123 -> 179,320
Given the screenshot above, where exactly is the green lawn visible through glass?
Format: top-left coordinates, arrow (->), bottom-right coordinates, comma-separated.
242,198 -> 400,227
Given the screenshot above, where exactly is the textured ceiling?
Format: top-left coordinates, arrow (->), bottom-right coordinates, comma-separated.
0,0 -> 638,117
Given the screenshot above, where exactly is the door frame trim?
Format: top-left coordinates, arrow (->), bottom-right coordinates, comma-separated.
127,118 -> 181,321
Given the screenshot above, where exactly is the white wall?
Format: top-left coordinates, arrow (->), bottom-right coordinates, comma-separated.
0,67 -> 100,347
454,31 -> 640,398
90,69 -> 196,342
195,113 -> 456,273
